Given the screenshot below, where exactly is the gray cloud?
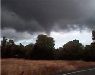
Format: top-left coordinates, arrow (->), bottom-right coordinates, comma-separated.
1,0 -> 95,33
1,7 -> 45,32
1,28 -> 33,41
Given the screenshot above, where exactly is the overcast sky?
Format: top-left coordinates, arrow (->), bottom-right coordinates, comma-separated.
1,0 -> 95,48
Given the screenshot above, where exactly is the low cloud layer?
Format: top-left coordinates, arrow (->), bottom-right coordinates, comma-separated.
1,0 -> 95,41
1,28 -> 33,41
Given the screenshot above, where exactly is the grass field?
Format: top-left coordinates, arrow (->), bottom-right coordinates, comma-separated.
1,58 -> 95,75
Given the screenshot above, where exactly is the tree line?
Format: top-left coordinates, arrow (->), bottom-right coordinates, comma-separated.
1,32 -> 95,61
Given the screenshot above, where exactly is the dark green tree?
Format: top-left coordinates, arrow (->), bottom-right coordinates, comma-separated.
1,37 -> 7,46
1,37 -> 9,58
25,43 -> 34,59
61,40 -> 84,60
92,30 -> 95,40
84,43 -> 95,61
32,34 -> 55,59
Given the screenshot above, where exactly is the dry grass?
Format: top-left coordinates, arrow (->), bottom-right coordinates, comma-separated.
1,58 -> 95,75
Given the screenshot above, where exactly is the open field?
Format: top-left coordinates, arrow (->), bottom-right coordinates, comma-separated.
1,58 -> 95,75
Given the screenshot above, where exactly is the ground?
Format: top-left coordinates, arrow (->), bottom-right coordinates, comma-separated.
1,58 -> 95,75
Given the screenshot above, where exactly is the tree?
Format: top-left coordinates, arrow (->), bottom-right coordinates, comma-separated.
1,37 -> 7,46
25,43 -> 34,59
61,39 -> 84,60
84,43 -> 95,61
1,37 -> 17,58
13,43 -> 25,58
92,30 -> 95,40
1,37 -> 8,58
54,47 -> 63,60
32,34 -> 55,59
8,40 -> 15,45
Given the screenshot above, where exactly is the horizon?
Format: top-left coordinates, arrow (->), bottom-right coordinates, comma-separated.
1,30 -> 93,48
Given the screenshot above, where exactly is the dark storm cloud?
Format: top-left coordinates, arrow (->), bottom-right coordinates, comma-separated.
1,0 -> 95,32
1,7 -> 44,32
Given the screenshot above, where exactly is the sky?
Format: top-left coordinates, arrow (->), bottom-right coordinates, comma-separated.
1,0 -> 95,48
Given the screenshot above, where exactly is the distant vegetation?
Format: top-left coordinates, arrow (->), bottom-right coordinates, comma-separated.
1,31 -> 95,61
